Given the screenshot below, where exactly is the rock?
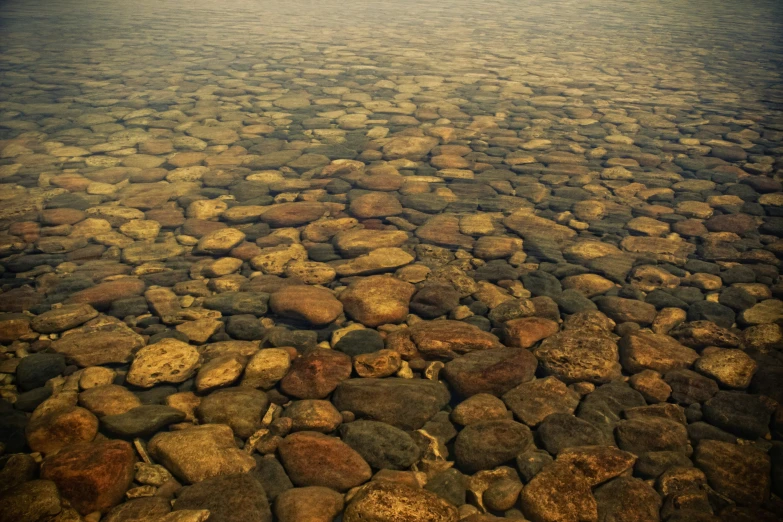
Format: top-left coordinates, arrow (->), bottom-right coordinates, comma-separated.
278,431 -> 372,491
174,473 -> 272,522
694,439 -> 770,506
382,136 -> 439,160
503,376 -> 580,427
195,354 -> 245,392
671,321 -> 740,349
702,391 -> 773,439
349,192 -> 403,219
41,440 -> 135,515
203,292 -> 269,317
615,417 -> 689,455
51,320 -> 145,366
340,420 -> 421,470
353,349 -> 402,378
332,378 -> 450,430
594,297 -> 657,325
101,405 -> 186,438
556,446 -> 637,487
503,211 -> 577,243
197,388 -> 269,439
450,394 -> 509,426
282,399 -> 343,433
259,202 -> 327,227
533,330 -> 621,384
503,317 -> 560,348
103,497 -> 172,522
593,476 -> 661,522
65,278 -> 147,309
629,370 -> 672,403
126,338 -> 200,388
79,384 -> 142,417
31,303 -> 98,333
454,419 -> 533,472
26,406 -> 98,455
279,348 -> 352,399
538,414 -> 607,454
694,348 -> 756,389
390,320 -> 503,360
339,275 -> 416,327
442,347 -> 537,397
250,244 -> 308,275
269,286 -> 343,326
252,455 -> 294,501
334,329 -> 385,356
344,481 -> 458,522
0,480 -> 61,522
333,229 -> 409,257
409,284 -> 461,319
520,461 -> 598,522
474,236 -> 523,260
619,332 -> 699,374
16,353 -> 65,391
332,247 -> 414,277
740,299 -> 783,325
147,424 -> 256,483
416,214 -> 475,250
121,242 -> 186,265
664,369 -> 719,405
242,348 -> 291,389
194,228 -> 246,255
274,487 -> 344,522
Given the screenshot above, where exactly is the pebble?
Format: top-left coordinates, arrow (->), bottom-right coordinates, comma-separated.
278,431 -> 372,491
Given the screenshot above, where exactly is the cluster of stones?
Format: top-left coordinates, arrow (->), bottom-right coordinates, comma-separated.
1,0 -> 783,521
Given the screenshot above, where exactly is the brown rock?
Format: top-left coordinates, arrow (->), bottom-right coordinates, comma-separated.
103,497 -> 172,522
64,278 -> 146,310
671,321 -> 740,349
520,461 -> 598,522
26,406 -> 98,455
344,481 -> 458,522
694,348 -> 757,389
339,275 -> 416,327
259,202 -> 327,227
381,136 -> 439,160
78,384 -> 143,417
269,286 -> 343,326
503,317 -> 559,348
279,348 -> 352,399
533,330 -> 621,384
41,440 -> 136,514
442,347 -> 537,397
278,431 -> 372,491
30,303 -> 98,333
126,338 -> 200,388
274,486 -> 344,522
349,192 -> 403,219
619,332 -> 699,374
402,320 -> 503,359
0,480 -> 62,522
51,318 -> 144,367
148,424 -> 256,483
503,211 -> 577,243
694,439 -> 770,506
416,214 -> 475,250
556,446 -> 637,487
595,297 -> 657,325
502,376 -> 580,427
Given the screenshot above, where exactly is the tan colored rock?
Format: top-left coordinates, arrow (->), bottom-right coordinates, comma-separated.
270,285 -> 343,326
344,481 -> 458,522
126,338 -> 200,388
339,275 -> 416,327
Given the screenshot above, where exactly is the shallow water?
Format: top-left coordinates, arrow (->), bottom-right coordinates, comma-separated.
1,0 -> 783,520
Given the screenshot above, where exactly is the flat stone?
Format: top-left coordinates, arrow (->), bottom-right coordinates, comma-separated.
332,247 -> 414,277
333,229 -> 409,257
615,417 -> 689,455
41,440 -> 135,515
101,405 -> 186,438
274,487 -> 344,522
79,384 -> 142,417
533,329 -> 621,384
391,319 -> 503,360
16,353 -> 65,391
197,388 -> 269,439
694,439 -> 770,506
694,348 -> 757,389
442,347 -> 537,398
593,476 -> 661,522
520,461 -> 598,522
349,191 -> 403,219
26,406 -> 99,455
269,285 -> 343,326
557,446 -> 637,487
126,338 -> 200,388
173,473 -> 272,522
702,391 -> 773,439
619,332 -> 699,374
0,480 -> 62,522
382,136 -> 439,160
259,202 -> 327,227
279,348 -> 352,399
339,275 -> 416,327
416,214 -> 475,250
65,278 -> 146,310
455,419 -> 533,472
242,348 -> 291,389
282,399 -> 343,433
332,378 -> 450,430
147,424 -> 257,484
503,376 -> 581,427
339,420 -> 421,470
278,431 -> 372,491
503,317 -> 559,348
595,296 -> 657,325
30,303 -> 98,333
344,481 -> 458,522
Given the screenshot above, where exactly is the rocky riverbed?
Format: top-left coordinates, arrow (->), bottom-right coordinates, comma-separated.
1,0 -> 783,521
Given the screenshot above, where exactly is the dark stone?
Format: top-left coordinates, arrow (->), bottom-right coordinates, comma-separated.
13,386 -> 53,412
687,301 -> 736,329
203,292 -> 269,316
537,413 -> 607,454
333,329 -> 385,357
251,455 -> 293,502
225,314 -> 265,341
101,405 -> 186,438
702,391 -> 773,439
664,369 -> 719,405
339,420 -> 421,470
634,451 -> 693,479
694,439 -> 770,506
516,448 -> 554,482
594,476 -> 662,522
16,353 -> 66,391
454,419 -> 533,472
718,287 -> 756,311
615,417 -> 689,455
687,422 -> 738,445
173,473 -> 272,522
409,284 -> 461,319
522,271 -> 563,298
554,290 -> 598,314
424,468 -> 466,506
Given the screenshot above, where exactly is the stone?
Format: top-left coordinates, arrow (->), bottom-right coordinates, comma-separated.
194,228 -> 246,255
147,424 -> 256,483
279,348 -> 352,399
618,332 -> 699,374
343,481 -> 458,522
30,303 -> 98,333
103,497 -> 172,522
741,299 -> 783,325
349,191 -> 403,219
537,414 -> 607,454
79,384 -> 142,417
333,229 -> 409,257
195,354 -> 245,392
450,394 -> 509,426
16,353 -> 66,391
101,405 -> 186,438
250,243 -> 308,275
503,317 -> 560,348
454,419 -> 533,472
442,347 -> 537,398
533,330 -> 621,384
282,399 -> 343,433
65,278 -> 147,309
503,212 -> 577,243
593,476 -> 661,522
259,202 -> 327,228
520,461 -> 598,522
474,236 -> 523,260
339,275 -> 416,327
694,348 -> 756,389
694,439 -> 770,506
269,285 -> 343,326
242,348 -> 291,389
340,420 -> 421,470
26,406 -> 98,455
278,431 -> 372,491
353,349 -> 402,378
126,338 -> 200,388
274,487 -> 344,522
664,369 -> 719,405
0,480 -> 62,522
390,320 -> 503,360
41,440 -> 135,515
594,297 -> 657,325
702,391 -> 773,439
174,473 -> 272,522
332,378 -> 450,430
409,283 -> 461,319
671,321 -> 740,349
382,136 -> 439,159
197,388 -> 269,439
503,376 -> 580,427
51,320 -> 145,366
556,446 -> 637,487
615,417 -> 689,455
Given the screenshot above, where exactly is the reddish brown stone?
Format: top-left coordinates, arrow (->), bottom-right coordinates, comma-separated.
278,431 -> 371,491
145,208 -> 186,228
259,202 -> 327,228
279,348 -> 352,399
443,347 -> 538,398
504,317 -> 560,348
40,208 -> 86,226
41,440 -> 136,515
705,213 -> 757,235
26,406 -> 99,456
65,278 -> 146,310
